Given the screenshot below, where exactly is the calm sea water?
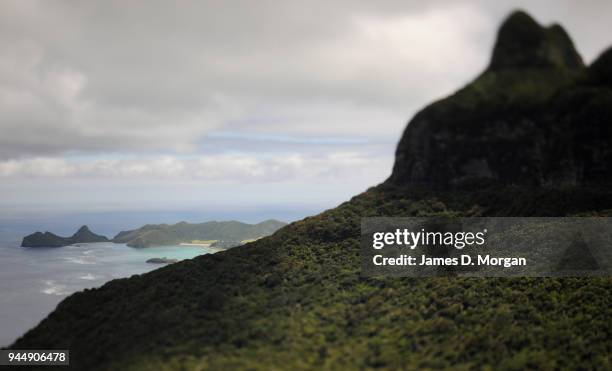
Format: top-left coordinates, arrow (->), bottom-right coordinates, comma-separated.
0,241 -> 212,347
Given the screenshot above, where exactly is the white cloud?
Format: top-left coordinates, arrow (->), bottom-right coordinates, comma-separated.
0,1 -> 496,159
1,1 -> 611,211
3,1 -> 607,160
1,1 -> 610,161
0,152 -> 392,183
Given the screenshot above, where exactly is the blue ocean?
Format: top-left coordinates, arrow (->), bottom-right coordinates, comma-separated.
0,207 -> 317,347
0,241 -> 213,346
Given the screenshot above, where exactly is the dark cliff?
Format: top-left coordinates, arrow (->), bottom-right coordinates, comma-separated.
390,11 -> 612,188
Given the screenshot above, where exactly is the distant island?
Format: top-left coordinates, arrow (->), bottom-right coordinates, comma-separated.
146,257 -> 178,264
21,225 -> 109,248
21,219 -> 287,249
112,219 -> 286,248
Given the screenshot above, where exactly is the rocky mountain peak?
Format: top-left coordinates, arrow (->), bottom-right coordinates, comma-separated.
70,225 -> 108,243
488,10 -> 583,71
76,225 -> 91,233
389,11 -> 611,189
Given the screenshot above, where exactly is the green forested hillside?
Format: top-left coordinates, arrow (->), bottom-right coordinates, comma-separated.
12,185 -> 612,370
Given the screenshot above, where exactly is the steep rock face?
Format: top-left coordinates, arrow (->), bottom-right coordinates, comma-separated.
589,47 -> 612,86
488,11 -> 583,71
390,11 -> 611,188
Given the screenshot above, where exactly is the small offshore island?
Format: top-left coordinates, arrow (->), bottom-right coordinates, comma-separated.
21,225 -> 109,248
146,257 -> 179,264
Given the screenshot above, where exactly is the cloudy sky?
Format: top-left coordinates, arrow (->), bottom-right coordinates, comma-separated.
1,0 -> 611,219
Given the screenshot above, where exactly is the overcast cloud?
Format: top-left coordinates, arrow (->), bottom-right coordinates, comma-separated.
1,0 -> 611,213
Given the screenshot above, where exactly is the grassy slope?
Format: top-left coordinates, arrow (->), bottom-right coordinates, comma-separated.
13,184 -> 612,370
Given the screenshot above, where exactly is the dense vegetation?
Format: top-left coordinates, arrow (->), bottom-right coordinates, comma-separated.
112,219 -> 286,248
12,185 -> 612,370
11,10 -> 612,370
